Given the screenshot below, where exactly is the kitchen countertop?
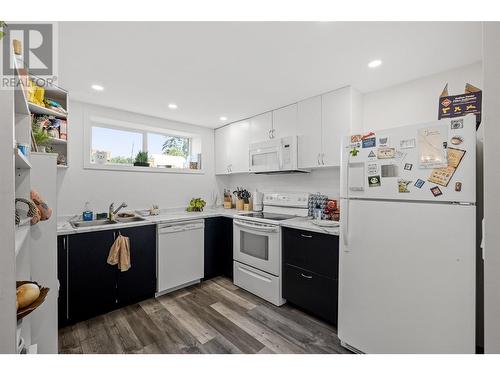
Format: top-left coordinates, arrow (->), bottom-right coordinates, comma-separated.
57,208 -> 339,236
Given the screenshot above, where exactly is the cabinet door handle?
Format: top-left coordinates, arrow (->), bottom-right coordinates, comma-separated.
321,153 -> 325,165
300,234 -> 313,238
317,154 -> 321,165
268,129 -> 272,139
301,273 -> 313,279
272,129 -> 275,138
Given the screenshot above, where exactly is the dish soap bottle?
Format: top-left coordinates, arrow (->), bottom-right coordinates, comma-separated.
314,204 -> 322,220
82,201 -> 93,221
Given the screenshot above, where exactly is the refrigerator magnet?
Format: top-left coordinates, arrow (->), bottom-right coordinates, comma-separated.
368,150 -> 377,159
404,163 -> 413,171
379,136 -> 390,147
350,147 -> 360,156
450,136 -> 464,145
377,147 -> 395,159
400,138 -> 416,149
367,163 -> 378,175
455,182 -> 462,192
381,164 -> 399,178
362,137 -> 376,148
351,134 -> 362,143
414,179 -> 425,188
368,175 -> 381,187
451,119 -> 464,129
398,179 -> 412,193
430,186 -> 443,197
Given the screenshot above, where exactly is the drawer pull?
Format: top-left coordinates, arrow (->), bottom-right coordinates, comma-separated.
300,234 -> 313,238
301,273 -> 313,279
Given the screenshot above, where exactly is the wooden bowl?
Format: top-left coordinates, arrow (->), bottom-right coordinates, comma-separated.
16,281 -> 49,321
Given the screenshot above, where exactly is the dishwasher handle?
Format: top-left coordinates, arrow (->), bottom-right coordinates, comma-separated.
158,220 -> 204,233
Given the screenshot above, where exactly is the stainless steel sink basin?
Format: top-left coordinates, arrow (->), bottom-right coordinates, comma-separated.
115,216 -> 146,223
70,219 -> 118,228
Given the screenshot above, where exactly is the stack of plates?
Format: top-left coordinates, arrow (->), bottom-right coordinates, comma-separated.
312,219 -> 339,228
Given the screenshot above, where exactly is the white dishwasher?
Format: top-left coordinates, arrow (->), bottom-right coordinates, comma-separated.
157,220 -> 204,295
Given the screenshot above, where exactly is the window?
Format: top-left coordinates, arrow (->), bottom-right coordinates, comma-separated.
86,118 -> 202,173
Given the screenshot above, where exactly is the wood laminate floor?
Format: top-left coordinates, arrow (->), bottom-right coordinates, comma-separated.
59,276 -> 350,354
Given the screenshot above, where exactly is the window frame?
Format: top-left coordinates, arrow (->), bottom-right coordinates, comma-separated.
83,114 -> 203,174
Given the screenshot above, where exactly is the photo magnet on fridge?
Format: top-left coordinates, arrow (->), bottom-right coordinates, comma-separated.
398,179 -> 412,193
351,134 -> 362,143
381,164 -> 399,178
368,175 -> 381,187
362,137 -> 376,148
404,163 -> 413,171
455,182 -> 462,192
414,179 -> 425,188
430,186 -> 443,197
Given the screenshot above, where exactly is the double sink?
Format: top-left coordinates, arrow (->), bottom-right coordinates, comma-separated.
70,216 -> 146,228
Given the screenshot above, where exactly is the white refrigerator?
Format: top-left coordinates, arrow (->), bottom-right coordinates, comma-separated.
338,115 -> 476,354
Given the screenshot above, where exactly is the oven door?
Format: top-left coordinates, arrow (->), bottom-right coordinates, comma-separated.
249,144 -> 281,173
233,219 -> 280,276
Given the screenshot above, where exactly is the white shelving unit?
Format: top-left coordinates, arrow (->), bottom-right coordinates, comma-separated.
29,75 -> 69,169
0,53 -> 59,354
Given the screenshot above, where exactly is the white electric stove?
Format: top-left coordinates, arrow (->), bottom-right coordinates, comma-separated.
233,192 -> 309,306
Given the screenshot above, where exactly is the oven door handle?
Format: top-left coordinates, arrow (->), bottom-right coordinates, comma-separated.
233,219 -> 279,233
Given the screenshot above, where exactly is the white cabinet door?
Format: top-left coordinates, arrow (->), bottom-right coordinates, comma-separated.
227,119 -> 250,173
250,112 -> 273,144
272,103 -> 297,139
215,125 -> 230,175
322,87 -> 352,167
297,96 -> 322,169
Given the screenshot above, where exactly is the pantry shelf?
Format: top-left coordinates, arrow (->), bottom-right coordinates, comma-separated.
28,102 -> 67,119
15,223 -> 30,257
15,149 -> 32,169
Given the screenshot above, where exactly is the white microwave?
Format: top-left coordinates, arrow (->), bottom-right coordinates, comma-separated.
248,136 -> 308,174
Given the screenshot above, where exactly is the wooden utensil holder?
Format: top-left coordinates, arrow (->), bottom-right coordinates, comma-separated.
236,199 -> 244,211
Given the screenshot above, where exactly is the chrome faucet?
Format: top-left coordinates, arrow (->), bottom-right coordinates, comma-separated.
109,202 -> 128,220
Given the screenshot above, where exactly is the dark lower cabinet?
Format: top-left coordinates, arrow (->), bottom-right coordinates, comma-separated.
57,224 -> 156,327
283,264 -> 338,324
204,217 -> 233,280
282,227 -> 339,325
67,229 -> 117,324
116,225 -> 156,307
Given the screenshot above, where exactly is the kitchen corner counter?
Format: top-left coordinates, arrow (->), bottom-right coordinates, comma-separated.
281,217 -> 340,236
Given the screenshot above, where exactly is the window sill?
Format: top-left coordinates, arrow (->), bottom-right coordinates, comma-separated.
83,163 -> 205,174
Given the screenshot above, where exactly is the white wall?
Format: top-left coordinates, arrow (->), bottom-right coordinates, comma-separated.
483,22 -> 500,354
218,167 -> 341,200
223,63 -> 483,199
57,101 -> 218,216
362,62 -> 483,131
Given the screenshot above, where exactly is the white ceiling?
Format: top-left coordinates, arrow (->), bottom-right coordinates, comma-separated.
58,22 -> 482,128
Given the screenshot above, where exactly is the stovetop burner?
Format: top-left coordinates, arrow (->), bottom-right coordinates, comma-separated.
239,212 -> 296,221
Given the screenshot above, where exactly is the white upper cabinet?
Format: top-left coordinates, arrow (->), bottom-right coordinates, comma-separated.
215,120 -> 250,175
272,103 -> 297,139
215,125 -> 231,175
250,112 -> 273,144
321,87 -> 353,167
297,96 -> 322,169
227,119 -> 250,173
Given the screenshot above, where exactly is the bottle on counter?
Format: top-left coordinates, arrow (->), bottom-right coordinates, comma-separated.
313,204 -> 322,220
82,201 -> 93,221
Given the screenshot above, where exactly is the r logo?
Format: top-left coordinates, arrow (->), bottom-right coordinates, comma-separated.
2,23 -> 54,76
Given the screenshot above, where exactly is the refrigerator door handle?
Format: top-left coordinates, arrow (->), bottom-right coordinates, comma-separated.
343,198 -> 349,247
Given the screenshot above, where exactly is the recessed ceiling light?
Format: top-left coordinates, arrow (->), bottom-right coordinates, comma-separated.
91,84 -> 104,91
368,59 -> 382,68
168,103 -> 178,109
219,116 -> 228,121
